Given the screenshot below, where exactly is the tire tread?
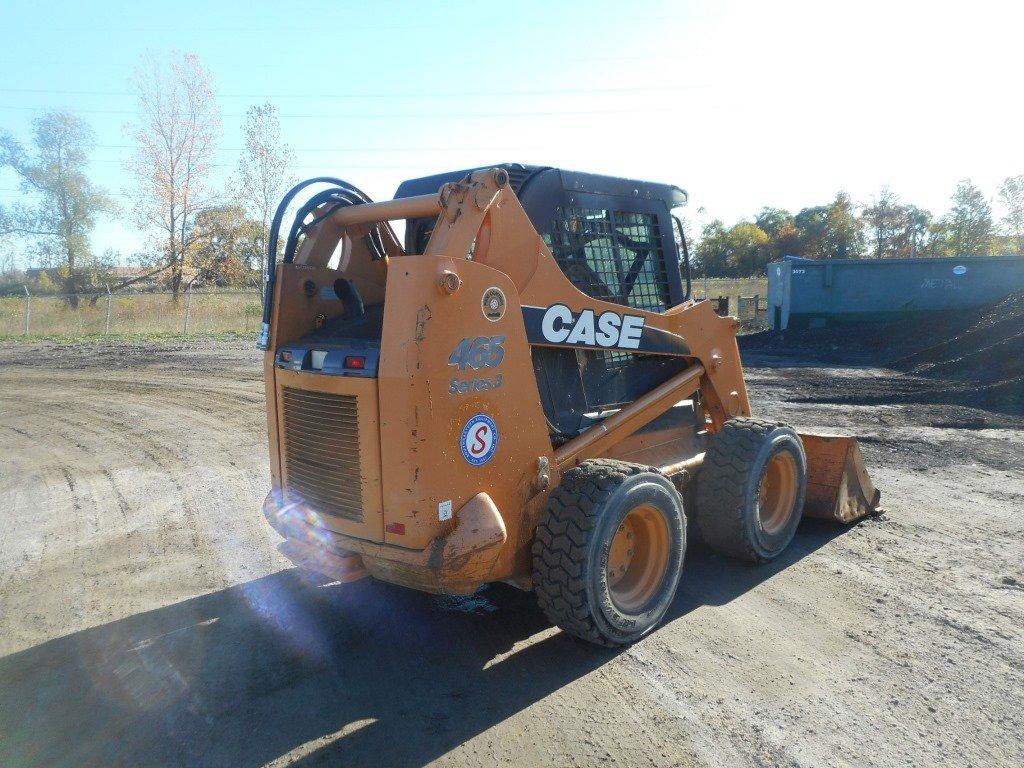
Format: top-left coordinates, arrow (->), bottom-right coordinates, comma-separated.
695,417 -> 796,562
532,459 -> 649,647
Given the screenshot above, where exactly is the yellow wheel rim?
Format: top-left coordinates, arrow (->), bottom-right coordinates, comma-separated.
607,504 -> 671,613
758,452 -> 799,535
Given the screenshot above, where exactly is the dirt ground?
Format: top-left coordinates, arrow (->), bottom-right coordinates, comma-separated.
1,338 -> 1022,768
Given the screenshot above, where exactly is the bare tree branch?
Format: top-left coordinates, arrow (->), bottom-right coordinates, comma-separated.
125,52 -> 221,298
236,103 -> 295,293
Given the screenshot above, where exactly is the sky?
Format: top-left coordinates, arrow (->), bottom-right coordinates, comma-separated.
1,0 -> 1022,264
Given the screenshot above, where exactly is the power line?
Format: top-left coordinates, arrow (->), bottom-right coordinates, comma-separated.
52,159 -> 469,169
90,144 -> 530,153
0,84 -> 694,99
0,104 -> 671,119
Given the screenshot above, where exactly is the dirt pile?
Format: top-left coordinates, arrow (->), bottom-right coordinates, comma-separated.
893,292 -> 1024,375
741,290 -> 1024,414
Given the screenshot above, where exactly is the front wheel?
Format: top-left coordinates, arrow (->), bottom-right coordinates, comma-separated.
695,418 -> 807,562
532,459 -> 686,647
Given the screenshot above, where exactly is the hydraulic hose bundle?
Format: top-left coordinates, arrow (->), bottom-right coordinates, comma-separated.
258,177 -> 384,349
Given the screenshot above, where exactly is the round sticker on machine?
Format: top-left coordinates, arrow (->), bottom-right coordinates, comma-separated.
482,287 -> 506,321
953,265 -> 967,276
461,413 -> 499,466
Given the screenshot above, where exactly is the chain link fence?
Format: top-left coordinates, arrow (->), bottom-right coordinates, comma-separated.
0,289 -> 263,338
0,278 -> 770,339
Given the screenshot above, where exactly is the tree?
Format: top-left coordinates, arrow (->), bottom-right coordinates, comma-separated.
822,192 -> 862,260
0,111 -> 114,304
754,207 -> 792,240
125,52 -> 221,297
237,103 -> 294,288
860,190 -> 933,259
903,205 -> 932,257
773,221 -> 802,260
999,175 -> 1024,253
724,222 -> 772,276
692,220 -> 729,278
754,207 -> 795,262
189,205 -> 262,287
918,219 -> 953,258
793,193 -> 862,261
862,187 -> 906,258
946,179 -> 993,256
692,221 -> 771,277
793,205 -> 828,258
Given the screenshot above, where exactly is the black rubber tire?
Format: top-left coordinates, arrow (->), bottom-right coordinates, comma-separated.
694,418 -> 807,562
532,459 -> 686,647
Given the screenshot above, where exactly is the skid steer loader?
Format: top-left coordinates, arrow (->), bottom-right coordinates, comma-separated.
259,164 -> 880,646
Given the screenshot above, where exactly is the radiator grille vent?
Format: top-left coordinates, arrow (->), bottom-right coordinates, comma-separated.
281,387 -> 363,522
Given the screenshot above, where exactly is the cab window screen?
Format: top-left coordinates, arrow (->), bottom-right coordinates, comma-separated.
545,207 -> 671,313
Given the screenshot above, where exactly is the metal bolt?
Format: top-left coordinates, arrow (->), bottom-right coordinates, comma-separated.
439,270 -> 461,294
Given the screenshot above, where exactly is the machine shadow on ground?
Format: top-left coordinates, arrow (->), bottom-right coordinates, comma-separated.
0,521 -> 848,768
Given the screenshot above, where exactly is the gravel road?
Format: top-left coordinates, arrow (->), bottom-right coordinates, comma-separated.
1,339 -> 1021,767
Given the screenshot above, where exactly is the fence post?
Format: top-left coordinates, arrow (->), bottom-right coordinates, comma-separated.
23,286 -> 30,336
183,286 -> 192,335
104,286 -> 113,335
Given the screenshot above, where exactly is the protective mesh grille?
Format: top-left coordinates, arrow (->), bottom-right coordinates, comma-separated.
280,387 -> 364,522
545,207 -> 671,312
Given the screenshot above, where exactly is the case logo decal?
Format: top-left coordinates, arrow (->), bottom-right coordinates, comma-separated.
540,304 -> 645,349
521,305 -> 690,356
482,287 -> 506,321
461,413 -> 498,466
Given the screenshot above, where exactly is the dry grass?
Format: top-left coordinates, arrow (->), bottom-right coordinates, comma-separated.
0,292 -> 262,338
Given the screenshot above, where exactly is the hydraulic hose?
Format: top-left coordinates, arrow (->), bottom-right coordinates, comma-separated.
258,176 -> 379,349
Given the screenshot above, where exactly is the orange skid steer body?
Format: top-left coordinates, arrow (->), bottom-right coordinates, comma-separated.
260,165 -> 880,645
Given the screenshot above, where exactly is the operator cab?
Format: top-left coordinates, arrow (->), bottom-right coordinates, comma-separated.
396,164 -> 694,440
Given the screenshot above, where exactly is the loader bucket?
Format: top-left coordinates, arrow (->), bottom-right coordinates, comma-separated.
800,433 -> 882,523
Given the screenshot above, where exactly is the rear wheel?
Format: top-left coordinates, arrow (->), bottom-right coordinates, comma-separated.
695,418 -> 807,562
532,459 -> 686,647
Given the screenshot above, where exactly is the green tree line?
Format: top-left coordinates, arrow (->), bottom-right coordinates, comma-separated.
694,179 -> 1024,278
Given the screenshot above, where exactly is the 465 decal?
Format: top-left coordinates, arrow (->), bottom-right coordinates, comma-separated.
448,336 -> 505,371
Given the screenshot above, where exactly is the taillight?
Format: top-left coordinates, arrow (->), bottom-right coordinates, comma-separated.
344,356 -> 366,370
